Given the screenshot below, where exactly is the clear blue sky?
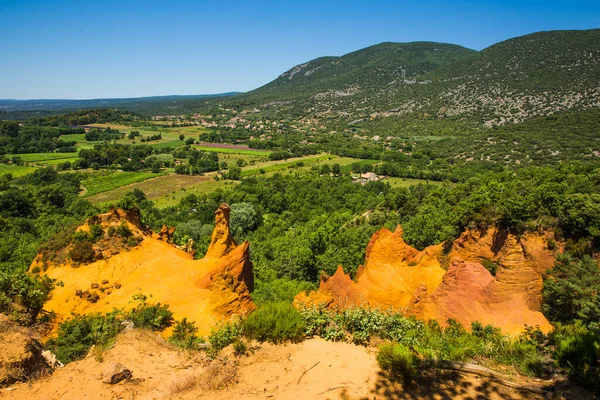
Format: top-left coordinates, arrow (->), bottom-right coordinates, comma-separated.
1,0 -> 598,99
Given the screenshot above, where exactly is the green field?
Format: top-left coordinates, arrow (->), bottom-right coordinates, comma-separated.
386,177 -> 448,188
0,164 -> 36,177
194,146 -> 272,156
40,157 -> 80,166
152,177 -> 233,208
241,154 -> 331,177
151,139 -> 186,149
84,173 -> 230,207
7,152 -> 79,162
59,133 -> 86,143
85,123 -> 206,147
216,153 -> 268,164
82,171 -> 163,197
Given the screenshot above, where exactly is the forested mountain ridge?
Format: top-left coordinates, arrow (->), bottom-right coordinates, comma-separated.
227,29 -> 600,127
233,42 -> 476,104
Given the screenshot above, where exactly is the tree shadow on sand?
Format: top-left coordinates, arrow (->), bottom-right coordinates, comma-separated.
332,370 -> 596,400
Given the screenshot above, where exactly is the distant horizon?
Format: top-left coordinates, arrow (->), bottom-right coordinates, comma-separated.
0,91 -> 243,102
2,0 -> 599,99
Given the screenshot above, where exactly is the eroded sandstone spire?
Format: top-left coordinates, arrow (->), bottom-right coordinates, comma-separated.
205,203 -> 238,259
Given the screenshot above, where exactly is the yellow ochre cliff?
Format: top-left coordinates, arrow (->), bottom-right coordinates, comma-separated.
295,226 -> 555,334
32,204 -> 255,336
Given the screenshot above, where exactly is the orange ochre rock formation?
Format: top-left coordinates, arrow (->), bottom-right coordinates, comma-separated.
32,204 -> 255,336
295,226 -> 555,334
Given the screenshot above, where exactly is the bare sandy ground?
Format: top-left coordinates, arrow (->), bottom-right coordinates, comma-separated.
1,329 -> 560,400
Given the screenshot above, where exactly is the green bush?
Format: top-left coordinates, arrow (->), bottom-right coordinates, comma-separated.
481,260 -> 499,276
299,306 -> 547,377
543,254 -> 600,326
126,235 -> 142,247
128,301 -> 173,331
208,321 -> 241,358
233,338 -> 248,356
38,225 -> 77,261
46,311 -> 122,363
116,222 -> 133,238
0,269 -> 55,323
243,302 -> 305,344
72,230 -> 91,243
168,318 -> 205,350
89,224 -> 104,242
377,343 -> 421,386
68,241 -> 95,263
300,305 -> 422,345
46,294 -> 174,364
551,322 -> 600,391
117,192 -> 139,211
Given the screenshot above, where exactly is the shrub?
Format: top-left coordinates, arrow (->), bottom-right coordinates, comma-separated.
340,306 -> 387,345
543,254 -> 600,326
233,338 -> 247,356
38,225 -> 77,261
89,224 -> 104,242
69,241 -> 95,263
481,260 -> 499,276
126,235 -> 142,247
128,301 -> 173,331
243,302 -> 305,344
116,222 -> 133,238
0,270 -> 54,324
117,192 -> 139,211
377,343 -> 421,386
46,311 -> 122,363
208,321 -> 241,358
168,318 -> 205,350
299,306 -> 545,377
299,305 -> 423,345
551,322 -> 600,391
471,321 -> 500,338
72,230 -> 91,243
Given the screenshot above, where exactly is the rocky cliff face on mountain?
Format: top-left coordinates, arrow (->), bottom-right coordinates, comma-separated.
31,204 -> 255,336
295,225 -> 556,334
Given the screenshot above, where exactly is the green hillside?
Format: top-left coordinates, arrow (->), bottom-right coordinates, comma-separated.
236,42 -> 475,104
227,29 -> 600,126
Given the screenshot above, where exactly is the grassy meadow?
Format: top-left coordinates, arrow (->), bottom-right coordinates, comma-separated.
81,171 -> 163,197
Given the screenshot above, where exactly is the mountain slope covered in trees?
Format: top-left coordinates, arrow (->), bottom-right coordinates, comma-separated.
233,42 -> 475,104
228,29 -> 600,126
